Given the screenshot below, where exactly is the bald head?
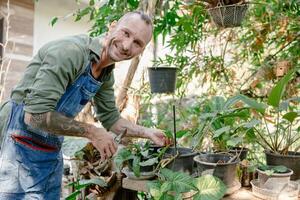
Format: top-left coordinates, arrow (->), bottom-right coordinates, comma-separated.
117,11 -> 153,30
104,11 -> 153,62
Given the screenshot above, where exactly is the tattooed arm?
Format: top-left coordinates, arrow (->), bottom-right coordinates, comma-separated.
110,118 -> 170,146
24,111 -> 91,137
24,111 -> 117,161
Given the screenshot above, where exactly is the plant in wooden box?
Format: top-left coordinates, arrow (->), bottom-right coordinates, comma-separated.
236,69 -> 300,180
114,141 -> 162,179
147,168 -> 226,200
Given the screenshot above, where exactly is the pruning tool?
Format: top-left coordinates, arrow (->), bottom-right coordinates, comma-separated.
114,128 -> 127,145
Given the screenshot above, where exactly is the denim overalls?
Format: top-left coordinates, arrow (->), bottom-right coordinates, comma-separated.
0,63 -> 102,199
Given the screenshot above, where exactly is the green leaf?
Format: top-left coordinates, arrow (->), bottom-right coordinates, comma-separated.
176,130 -> 189,138
50,17 -> 58,26
76,178 -> 107,190
279,97 -> 300,111
236,95 -> 267,114
268,70 -> 295,108
140,157 -> 158,166
273,165 -> 288,173
141,149 -> 149,157
65,190 -> 81,200
161,182 -> 172,193
213,126 -> 230,138
265,170 -> 274,176
200,113 -> 217,119
133,156 -> 141,177
283,112 -> 299,123
147,180 -> 162,199
164,130 -> 173,138
114,148 -> 132,171
244,119 -> 261,128
226,137 -> 243,147
160,169 -> 196,193
193,175 -> 226,200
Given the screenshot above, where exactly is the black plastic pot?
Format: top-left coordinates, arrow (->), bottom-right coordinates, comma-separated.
148,67 -> 177,94
194,153 -> 240,187
265,150 -> 300,180
228,147 -> 249,161
164,147 -> 197,175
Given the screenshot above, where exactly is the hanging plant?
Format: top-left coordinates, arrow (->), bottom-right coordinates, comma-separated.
205,0 -> 249,28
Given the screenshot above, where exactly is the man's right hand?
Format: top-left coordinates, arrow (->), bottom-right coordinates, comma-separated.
87,127 -> 117,162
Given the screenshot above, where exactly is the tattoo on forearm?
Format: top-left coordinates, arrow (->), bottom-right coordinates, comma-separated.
28,112 -> 90,137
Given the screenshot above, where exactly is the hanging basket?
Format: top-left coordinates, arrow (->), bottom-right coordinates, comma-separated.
208,3 -> 249,28
148,67 -> 177,94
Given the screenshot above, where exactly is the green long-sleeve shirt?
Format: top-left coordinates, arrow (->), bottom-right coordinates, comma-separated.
0,34 -> 120,144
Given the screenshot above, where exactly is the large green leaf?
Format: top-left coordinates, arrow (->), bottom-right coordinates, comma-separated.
279,97 -> 300,111
268,70 -> 295,108
176,130 -> 190,138
147,181 -> 162,200
193,175 -> 226,200
226,137 -> 243,147
140,157 -> 158,166
141,149 -> 149,157
114,148 -> 131,171
243,119 -> 261,128
223,95 -> 243,110
160,169 -> 197,193
213,126 -> 230,138
236,95 -> 267,114
76,178 -> 107,190
282,111 -> 299,123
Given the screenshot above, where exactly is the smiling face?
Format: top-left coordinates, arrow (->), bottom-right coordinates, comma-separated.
106,13 -> 153,62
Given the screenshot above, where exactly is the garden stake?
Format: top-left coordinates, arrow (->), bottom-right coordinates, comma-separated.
173,104 -> 177,155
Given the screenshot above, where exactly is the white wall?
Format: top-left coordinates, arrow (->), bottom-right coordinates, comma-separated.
33,0 -> 91,54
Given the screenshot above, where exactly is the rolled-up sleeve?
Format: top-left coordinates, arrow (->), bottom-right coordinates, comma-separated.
24,41 -> 85,113
93,73 -> 120,130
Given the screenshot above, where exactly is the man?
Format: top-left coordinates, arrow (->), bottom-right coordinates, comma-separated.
0,11 -> 168,199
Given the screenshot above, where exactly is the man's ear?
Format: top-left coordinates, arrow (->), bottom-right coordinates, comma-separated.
108,21 -> 117,33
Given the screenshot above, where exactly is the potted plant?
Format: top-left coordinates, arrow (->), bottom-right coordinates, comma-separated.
162,146 -> 198,175
235,69 -> 300,180
193,153 -> 240,192
148,66 -> 177,94
203,0 -> 249,28
147,168 -> 226,200
256,165 -> 293,190
114,141 -> 160,179
196,96 -> 256,160
250,165 -> 298,200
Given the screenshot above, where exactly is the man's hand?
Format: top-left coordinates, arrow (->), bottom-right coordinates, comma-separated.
87,127 -> 117,162
144,127 -> 172,146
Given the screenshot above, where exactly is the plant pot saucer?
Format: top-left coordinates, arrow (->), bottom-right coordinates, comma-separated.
251,179 -> 300,200
122,167 -> 156,180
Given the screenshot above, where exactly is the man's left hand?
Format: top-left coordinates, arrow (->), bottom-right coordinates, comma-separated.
144,128 -> 172,146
